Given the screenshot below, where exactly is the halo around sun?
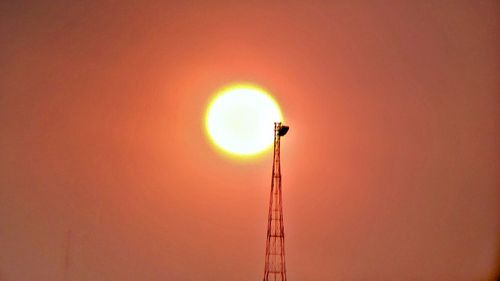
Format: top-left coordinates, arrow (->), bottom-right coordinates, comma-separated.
205,83 -> 283,158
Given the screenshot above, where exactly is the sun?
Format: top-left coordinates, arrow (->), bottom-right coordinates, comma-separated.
205,83 -> 283,157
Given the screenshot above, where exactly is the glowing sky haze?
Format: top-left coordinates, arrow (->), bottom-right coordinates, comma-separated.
0,1 -> 498,280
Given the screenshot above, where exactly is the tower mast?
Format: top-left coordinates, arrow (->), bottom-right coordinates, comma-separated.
63,229 -> 71,281
263,122 -> 289,281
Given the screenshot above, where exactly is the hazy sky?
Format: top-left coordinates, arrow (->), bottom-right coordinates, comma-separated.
1,1 -> 499,280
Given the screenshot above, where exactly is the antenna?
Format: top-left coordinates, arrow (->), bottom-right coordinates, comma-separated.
63,229 -> 71,281
263,122 -> 289,281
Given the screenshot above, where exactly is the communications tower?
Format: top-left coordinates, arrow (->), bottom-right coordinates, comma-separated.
263,122 -> 289,281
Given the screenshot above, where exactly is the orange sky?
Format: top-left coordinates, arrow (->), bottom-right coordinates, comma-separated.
0,1 -> 499,280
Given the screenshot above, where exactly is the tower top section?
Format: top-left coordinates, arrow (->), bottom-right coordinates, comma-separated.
275,122 -> 290,137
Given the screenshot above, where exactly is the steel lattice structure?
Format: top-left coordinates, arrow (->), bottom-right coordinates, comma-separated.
263,122 -> 289,281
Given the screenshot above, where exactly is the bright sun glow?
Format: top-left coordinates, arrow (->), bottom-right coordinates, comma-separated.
205,84 -> 283,157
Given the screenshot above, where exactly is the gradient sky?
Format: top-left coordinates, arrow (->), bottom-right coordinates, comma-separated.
1,1 -> 499,280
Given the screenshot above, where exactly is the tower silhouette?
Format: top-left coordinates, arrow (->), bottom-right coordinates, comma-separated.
63,229 -> 71,281
263,122 -> 289,281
